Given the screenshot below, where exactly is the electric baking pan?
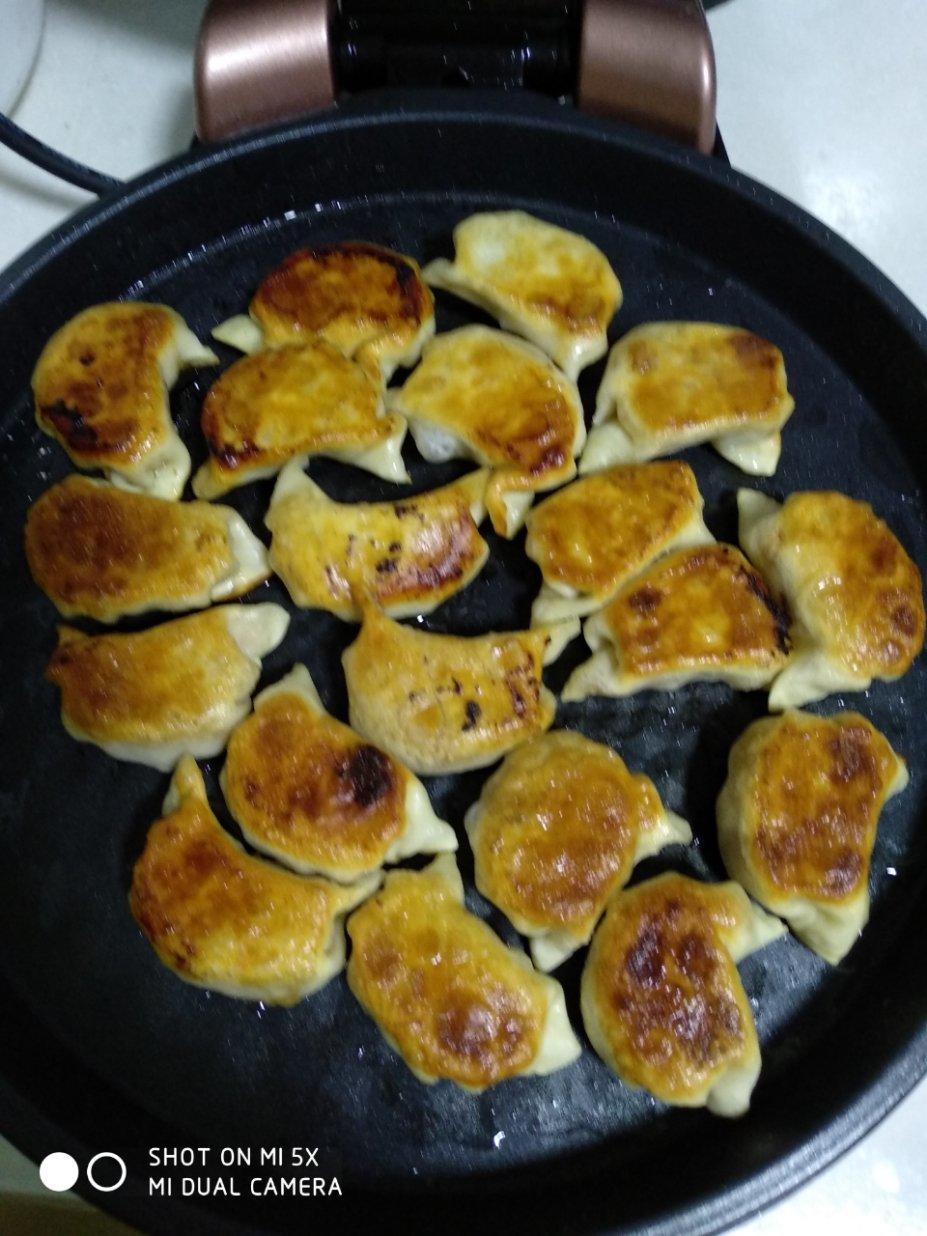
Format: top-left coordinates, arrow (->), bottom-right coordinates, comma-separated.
1,90 -> 926,1235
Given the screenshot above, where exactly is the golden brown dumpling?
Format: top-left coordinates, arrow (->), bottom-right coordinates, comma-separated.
582,323 -> 794,477
347,854 -> 581,1090
739,489 -> 925,709
24,475 -> 269,623
45,605 -> 289,771
342,602 -> 578,774
212,242 -> 435,381
563,544 -> 790,701
265,461 -> 488,619
388,326 -> 585,537
466,731 -> 692,969
33,302 -> 216,498
525,461 -> 713,625
221,665 -> 456,882
130,758 -> 378,1004
581,873 -> 784,1116
192,341 -> 408,498
717,710 -> 907,963
423,211 -> 621,380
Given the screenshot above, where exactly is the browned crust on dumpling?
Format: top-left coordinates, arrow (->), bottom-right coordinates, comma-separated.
601,544 -> 790,676
33,303 -> 176,465
24,476 -> 234,620
778,492 -> 925,677
471,732 -> 662,936
347,866 -> 547,1087
582,875 -> 753,1102
251,242 -> 433,366
200,340 -> 389,478
741,712 -> 900,901
625,325 -> 790,435
266,473 -> 488,616
46,610 -> 256,744
130,770 -> 351,1001
223,691 -> 408,872
525,461 -> 701,596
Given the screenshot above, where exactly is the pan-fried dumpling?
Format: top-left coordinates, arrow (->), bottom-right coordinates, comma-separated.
738,489 -> 925,709
581,872 -> 784,1116
46,604 -> 289,771
130,758 -> 378,1004
212,242 -> 435,381
33,302 -> 217,499
717,710 -> 908,963
526,461 -> 714,625
563,544 -> 790,701
24,475 -> 270,623
423,211 -> 621,380
465,731 -> 692,970
192,341 -> 408,498
581,323 -> 794,477
388,326 -> 585,537
347,854 -> 580,1090
221,664 -> 457,882
343,602 -> 578,774
265,461 -> 489,619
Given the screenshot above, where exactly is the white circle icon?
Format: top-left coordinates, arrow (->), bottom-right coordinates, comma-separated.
39,1152 -> 79,1192
86,1152 -> 127,1193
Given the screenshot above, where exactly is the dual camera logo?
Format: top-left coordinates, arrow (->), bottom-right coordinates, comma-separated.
39,1151 -> 127,1194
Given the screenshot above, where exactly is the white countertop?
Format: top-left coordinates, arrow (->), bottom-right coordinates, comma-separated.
0,1 -> 924,1232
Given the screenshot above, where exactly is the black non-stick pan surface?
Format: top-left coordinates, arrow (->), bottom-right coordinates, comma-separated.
1,91 -> 926,1236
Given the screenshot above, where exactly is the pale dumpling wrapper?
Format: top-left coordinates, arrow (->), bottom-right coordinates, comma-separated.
581,872 -> 785,1116
221,664 -> 456,882
212,241 -> 435,381
717,709 -> 907,963
342,602 -> 578,774
563,543 -> 791,701
192,340 -> 408,499
347,854 -> 581,1091
24,475 -> 270,623
266,462 -> 489,620
738,488 -> 925,710
33,301 -> 217,499
525,461 -> 714,625
130,757 -> 379,1005
581,323 -> 794,477
388,325 -> 585,537
46,604 -> 289,771
423,211 -> 621,380
465,731 -> 692,970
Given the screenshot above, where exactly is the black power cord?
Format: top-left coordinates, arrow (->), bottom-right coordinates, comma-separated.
0,112 -> 123,197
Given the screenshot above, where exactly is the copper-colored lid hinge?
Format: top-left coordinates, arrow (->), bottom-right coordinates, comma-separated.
195,0 -> 716,154
577,0 -> 716,154
195,0 -> 335,144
